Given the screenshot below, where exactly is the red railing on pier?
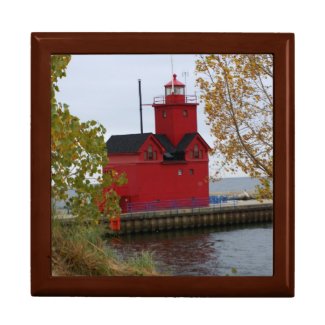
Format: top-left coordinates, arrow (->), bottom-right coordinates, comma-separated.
125,196 -> 231,213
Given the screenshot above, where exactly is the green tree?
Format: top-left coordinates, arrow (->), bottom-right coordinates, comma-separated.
195,54 -> 273,198
51,55 -> 127,220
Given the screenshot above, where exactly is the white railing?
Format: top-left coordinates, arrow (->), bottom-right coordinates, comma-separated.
153,95 -> 197,104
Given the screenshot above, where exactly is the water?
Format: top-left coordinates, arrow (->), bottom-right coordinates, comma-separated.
209,177 -> 264,193
106,223 -> 273,276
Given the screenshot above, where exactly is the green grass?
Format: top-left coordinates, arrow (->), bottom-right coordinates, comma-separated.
51,219 -> 158,276
127,251 -> 156,275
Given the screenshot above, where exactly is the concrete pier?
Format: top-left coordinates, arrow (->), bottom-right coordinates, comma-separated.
113,203 -> 273,235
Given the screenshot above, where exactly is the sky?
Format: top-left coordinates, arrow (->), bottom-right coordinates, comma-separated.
55,54 -> 247,177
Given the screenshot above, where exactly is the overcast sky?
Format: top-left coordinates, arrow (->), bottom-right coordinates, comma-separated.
55,54 -> 247,177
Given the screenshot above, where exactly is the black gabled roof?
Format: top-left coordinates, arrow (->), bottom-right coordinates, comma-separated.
154,132 -> 207,153
153,134 -> 176,153
176,133 -> 198,151
106,131 -> 209,156
106,133 -> 152,154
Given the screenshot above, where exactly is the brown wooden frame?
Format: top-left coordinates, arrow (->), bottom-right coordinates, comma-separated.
31,33 -> 294,297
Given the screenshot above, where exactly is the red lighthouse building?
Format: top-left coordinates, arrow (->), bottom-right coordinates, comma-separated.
105,74 -> 210,212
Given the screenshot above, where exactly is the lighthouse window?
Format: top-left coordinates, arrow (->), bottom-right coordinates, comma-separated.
193,144 -> 199,158
178,169 -> 183,176
148,145 -> 153,160
174,87 -> 185,95
183,109 -> 188,117
162,110 -> 167,118
166,87 -> 185,95
189,169 -> 194,175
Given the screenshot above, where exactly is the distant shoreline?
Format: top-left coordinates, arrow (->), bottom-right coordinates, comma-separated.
209,177 -> 273,195
209,190 -> 255,196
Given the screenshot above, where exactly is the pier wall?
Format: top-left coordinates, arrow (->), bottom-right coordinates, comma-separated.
116,203 -> 273,234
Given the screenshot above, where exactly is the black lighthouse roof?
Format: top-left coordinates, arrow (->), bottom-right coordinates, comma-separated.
106,132 -> 206,157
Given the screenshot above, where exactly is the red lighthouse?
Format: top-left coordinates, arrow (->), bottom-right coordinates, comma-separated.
105,74 -> 210,212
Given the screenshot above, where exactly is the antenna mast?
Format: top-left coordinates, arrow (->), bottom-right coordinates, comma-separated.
138,79 -> 143,134
171,55 -> 174,94
182,71 -> 189,95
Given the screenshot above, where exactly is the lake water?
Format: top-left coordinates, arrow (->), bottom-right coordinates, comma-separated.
209,177 -> 269,193
106,223 -> 273,276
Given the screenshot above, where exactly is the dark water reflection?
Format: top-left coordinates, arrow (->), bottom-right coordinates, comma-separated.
105,223 -> 273,276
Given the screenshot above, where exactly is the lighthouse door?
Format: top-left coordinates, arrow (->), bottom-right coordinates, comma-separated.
120,196 -> 131,213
